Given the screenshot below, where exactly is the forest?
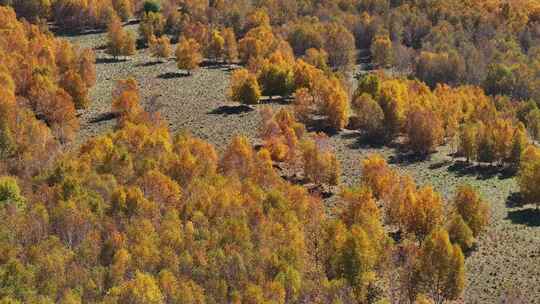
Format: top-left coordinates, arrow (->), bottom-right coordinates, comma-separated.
0,0 -> 540,303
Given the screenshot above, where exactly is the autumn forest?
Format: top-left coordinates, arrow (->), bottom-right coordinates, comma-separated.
0,0 -> 540,303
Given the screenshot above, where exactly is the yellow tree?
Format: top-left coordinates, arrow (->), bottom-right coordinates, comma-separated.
377,79 -> 408,141
222,27 -> 239,63
403,185 -> 444,241
352,93 -> 385,141
360,154 -> 396,199
371,34 -> 393,67
257,52 -> 294,99
207,29 -> 225,62
406,104 -> 444,155
301,135 -> 340,186
302,48 -> 329,71
417,228 -> 465,304
518,145 -> 540,208
459,123 -> 479,162
238,25 -> 276,63
228,68 -> 261,105
447,213 -> 474,251
175,37 -> 203,76
139,11 -> 166,45
452,184 -> 489,237
107,14 -> 136,60
149,35 -> 172,62
105,271 -> 164,304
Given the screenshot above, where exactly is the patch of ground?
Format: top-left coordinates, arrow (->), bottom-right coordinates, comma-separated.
64,25 -> 540,303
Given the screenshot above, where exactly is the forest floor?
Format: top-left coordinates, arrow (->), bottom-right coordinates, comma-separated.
64,24 -> 540,303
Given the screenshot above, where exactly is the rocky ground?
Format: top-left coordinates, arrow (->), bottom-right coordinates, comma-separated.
64,24 -> 540,303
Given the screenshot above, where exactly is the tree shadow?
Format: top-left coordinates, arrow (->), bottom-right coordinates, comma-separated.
208,105 -> 254,115
447,160 -> 514,180
158,72 -> 189,79
137,61 -> 165,67
260,96 -> 291,105
506,192 -> 524,208
94,44 -> 108,51
306,183 -> 334,199
506,208 -> 540,227
96,57 -> 128,64
125,19 -> 140,25
428,160 -> 453,170
89,112 -> 119,123
200,60 -> 230,69
52,27 -> 106,37
346,132 -> 385,149
388,151 -> 430,165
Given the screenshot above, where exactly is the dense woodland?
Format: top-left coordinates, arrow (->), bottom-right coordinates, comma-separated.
1,0 -> 540,303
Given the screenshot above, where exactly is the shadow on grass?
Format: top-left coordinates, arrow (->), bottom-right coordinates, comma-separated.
94,44 -> 108,51
96,57 -> 128,64
429,160 -> 453,170
208,105 -> 254,115
447,160 -> 515,180
158,72 -> 189,79
137,61 -> 165,67
260,96 -> 292,105
345,132 -> 386,150
306,184 -> 334,199
507,208 -> 540,227
52,27 -> 106,37
388,152 -> 430,165
506,192 -> 524,208
89,112 -> 119,123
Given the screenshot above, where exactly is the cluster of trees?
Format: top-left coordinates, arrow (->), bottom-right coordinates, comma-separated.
6,0 -> 540,102
3,0 -> 140,29
350,73 -> 537,165
228,47 -> 350,131
259,108 -> 340,186
362,154 -> 489,247
360,154 -> 489,302
0,77 -> 490,303
0,6 -> 95,178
